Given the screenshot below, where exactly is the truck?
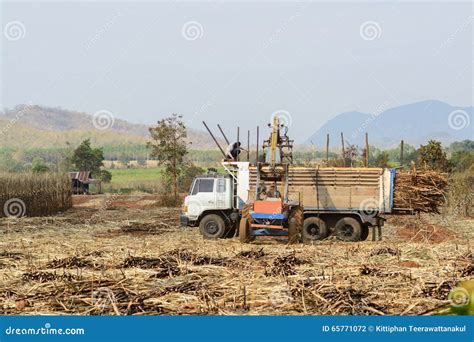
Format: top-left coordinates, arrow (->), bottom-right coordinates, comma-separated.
180,117 -> 403,243
180,161 -> 400,242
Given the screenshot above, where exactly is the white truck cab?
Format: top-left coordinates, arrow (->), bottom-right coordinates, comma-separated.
180,162 -> 249,239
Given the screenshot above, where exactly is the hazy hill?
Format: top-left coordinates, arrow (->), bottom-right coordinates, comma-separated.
305,100 -> 473,148
2,101 -> 471,151
0,105 -> 222,149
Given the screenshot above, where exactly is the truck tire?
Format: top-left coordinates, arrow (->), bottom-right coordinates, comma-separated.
335,217 -> 362,242
302,217 -> 328,242
361,224 -> 369,241
199,214 -> 226,239
224,224 -> 236,238
288,206 -> 303,244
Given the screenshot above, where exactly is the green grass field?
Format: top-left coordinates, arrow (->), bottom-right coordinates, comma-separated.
104,168 -> 164,193
102,165 -> 223,193
109,168 -> 164,183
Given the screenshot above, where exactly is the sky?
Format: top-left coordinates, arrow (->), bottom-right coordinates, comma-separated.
1,0 -> 472,142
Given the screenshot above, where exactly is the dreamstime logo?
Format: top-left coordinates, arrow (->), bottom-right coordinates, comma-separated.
448,110 -> 470,130
92,287 -> 115,310
359,21 -> 381,41
269,287 -> 293,308
271,110 -> 292,127
448,287 -> 470,308
351,100 -> 390,140
3,21 -> 26,41
93,110 -> 115,130
182,21 -> 204,41
85,193 -> 120,226
3,198 -> 26,218
359,198 -> 379,218
85,11 -> 123,50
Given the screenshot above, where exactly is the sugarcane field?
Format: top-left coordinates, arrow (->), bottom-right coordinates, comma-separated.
1,114 -> 473,317
0,193 -> 472,316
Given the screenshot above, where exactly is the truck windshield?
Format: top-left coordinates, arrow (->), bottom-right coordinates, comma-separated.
191,179 -> 214,195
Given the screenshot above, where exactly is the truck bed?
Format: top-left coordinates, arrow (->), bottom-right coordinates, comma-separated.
248,166 -> 395,213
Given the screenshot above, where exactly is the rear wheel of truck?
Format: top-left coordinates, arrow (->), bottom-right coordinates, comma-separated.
302,217 -> 328,243
360,224 -> 369,241
199,214 -> 226,239
335,217 -> 362,242
288,206 -> 303,244
223,224 -> 236,238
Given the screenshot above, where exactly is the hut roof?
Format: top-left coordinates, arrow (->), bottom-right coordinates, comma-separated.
68,171 -> 93,184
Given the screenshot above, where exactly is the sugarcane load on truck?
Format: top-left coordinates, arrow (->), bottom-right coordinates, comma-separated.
180,118 -> 448,243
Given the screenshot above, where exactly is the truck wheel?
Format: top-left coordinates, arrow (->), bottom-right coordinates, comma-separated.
360,224 -> 369,241
224,224 -> 236,238
335,217 -> 362,242
199,214 -> 226,239
302,217 -> 328,242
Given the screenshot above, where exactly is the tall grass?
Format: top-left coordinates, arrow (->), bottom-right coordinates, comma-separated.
0,173 -> 72,218
445,169 -> 473,217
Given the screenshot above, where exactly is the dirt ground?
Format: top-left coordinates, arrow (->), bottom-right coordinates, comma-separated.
0,194 -> 472,315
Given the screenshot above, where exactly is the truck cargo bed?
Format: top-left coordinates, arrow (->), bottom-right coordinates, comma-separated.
248,166 -> 394,213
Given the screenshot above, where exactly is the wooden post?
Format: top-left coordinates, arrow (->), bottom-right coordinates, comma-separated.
326,134 -> 329,165
365,132 -> 369,167
256,126 -> 259,164
202,121 -> 226,157
341,132 -> 345,167
400,140 -> 404,168
237,127 -> 240,161
217,124 -> 230,145
247,130 -> 250,162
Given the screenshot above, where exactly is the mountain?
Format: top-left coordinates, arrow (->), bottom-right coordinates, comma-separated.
0,105 -> 222,149
305,100 -> 473,148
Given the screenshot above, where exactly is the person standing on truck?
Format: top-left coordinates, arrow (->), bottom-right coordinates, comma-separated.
225,141 -> 246,161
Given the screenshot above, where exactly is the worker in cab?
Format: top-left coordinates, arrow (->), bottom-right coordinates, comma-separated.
225,141 -> 246,161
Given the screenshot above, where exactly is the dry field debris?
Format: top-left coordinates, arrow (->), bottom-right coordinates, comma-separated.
0,195 -> 472,316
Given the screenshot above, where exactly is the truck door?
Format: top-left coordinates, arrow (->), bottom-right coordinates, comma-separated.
189,178 -> 216,213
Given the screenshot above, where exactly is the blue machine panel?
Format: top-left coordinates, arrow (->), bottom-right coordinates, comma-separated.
251,213 -> 285,220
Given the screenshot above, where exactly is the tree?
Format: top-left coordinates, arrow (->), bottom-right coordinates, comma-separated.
344,143 -> 359,167
70,139 -> 105,176
32,157 -> 50,173
418,140 -> 449,171
0,149 -> 24,172
97,169 -> 112,183
375,151 -> 389,168
178,163 -> 205,192
450,150 -> 474,172
147,114 -> 188,201
449,140 -> 474,153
